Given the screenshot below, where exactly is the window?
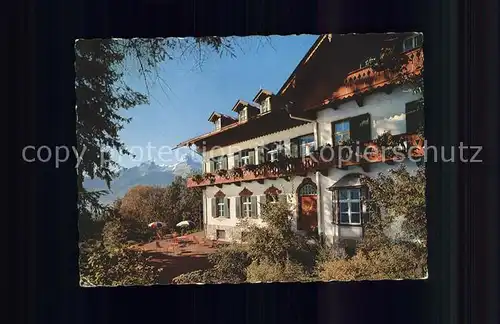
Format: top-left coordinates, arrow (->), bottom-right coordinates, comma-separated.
213,156 -> 224,171
242,196 -> 252,217
266,142 -> 283,162
239,108 -> 248,122
402,34 -> 423,52
334,120 -> 350,145
266,194 -> 279,203
216,230 -> 226,240
338,188 -> 361,225
240,150 -> 250,166
214,118 -> 221,130
261,97 -> 271,113
298,134 -> 315,157
216,198 -> 226,217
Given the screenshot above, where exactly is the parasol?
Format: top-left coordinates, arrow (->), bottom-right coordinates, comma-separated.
176,220 -> 195,228
148,222 -> 166,229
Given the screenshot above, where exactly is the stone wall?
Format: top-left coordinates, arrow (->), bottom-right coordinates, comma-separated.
206,224 -> 244,242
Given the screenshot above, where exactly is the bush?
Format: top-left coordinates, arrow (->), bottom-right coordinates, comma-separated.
246,260 -> 311,283
79,241 -> 162,286
317,241 -> 426,281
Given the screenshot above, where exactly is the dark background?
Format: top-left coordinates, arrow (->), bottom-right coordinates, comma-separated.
10,0 -> 499,323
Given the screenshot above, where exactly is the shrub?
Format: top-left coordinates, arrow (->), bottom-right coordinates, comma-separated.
79,241 -> 162,286
246,260 -> 311,283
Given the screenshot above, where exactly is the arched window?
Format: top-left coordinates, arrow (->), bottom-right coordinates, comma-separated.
299,183 -> 317,195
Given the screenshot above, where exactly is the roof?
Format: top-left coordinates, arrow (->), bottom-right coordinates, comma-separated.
277,35 -> 328,95
327,173 -> 365,190
207,112 -> 238,122
231,99 -> 261,113
252,89 -> 274,103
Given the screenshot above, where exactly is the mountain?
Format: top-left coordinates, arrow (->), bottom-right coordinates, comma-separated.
83,153 -> 202,205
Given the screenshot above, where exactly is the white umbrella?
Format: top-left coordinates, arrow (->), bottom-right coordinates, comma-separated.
148,222 -> 166,229
176,220 -> 194,228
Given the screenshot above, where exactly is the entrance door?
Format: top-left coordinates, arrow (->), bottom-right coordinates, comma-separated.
297,182 -> 318,231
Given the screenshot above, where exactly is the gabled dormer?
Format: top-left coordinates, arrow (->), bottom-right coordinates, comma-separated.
252,89 -> 274,114
208,112 -> 238,131
232,100 -> 260,123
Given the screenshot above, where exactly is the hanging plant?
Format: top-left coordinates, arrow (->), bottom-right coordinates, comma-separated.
242,164 -> 258,173
191,174 -> 205,184
228,167 -> 244,179
373,131 -> 407,160
204,172 -> 216,184
216,169 -> 228,178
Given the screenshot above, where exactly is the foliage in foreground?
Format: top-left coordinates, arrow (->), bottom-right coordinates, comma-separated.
79,240 -> 161,286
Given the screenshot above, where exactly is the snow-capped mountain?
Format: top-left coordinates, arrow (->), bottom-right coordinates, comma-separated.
83,153 -> 202,205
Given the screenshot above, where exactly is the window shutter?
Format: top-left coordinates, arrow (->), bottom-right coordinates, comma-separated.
222,155 -> 228,170
360,186 -> 370,225
290,138 -> 299,158
224,198 -> 230,218
233,152 -> 241,168
209,159 -> 215,173
405,100 -> 424,134
202,160 -> 206,173
258,195 -> 266,217
235,197 -> 242,218
258,146 -> 266,164
349,113 -> 372,143
211,198 -> 217,218
251,196 -> 258,218
248,149 -> 256,164
332,190 -> 339,224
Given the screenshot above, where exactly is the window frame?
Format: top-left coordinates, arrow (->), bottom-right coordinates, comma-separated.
261,97 -> 271,113
242,196 -> 252,217
402,34 -> 423,52
216,229 -> 226,240
239,108 -> 248,122
214,118 -> 221,130
265,194 -> 279,204
333,120 -> 351,145
216,197 -> 225,218
337,188 -> 362,225
240,150 -> 250,166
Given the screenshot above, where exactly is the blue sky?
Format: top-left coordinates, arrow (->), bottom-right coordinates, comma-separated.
115,35 -> 318,168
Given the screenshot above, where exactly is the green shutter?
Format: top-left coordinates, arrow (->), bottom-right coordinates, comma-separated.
235,197 -> 242,218
251,196 -> 258,218
258,146 -> 266,164
222,155 -> 228,170
332,190 -> 339,224
233,153 -> 241,168
405,100 -> 424,134
209,159 -> 215,172
349,113 -> 372,143
360,186 -> 370,225
224,198 -> 230,218
202,161 -> 206,173
258,195 -> 266,217
248,149 -> 256,165
290,138 -> 299,158
211,198 -> 217,218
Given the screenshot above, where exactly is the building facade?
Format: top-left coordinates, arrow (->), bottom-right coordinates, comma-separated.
176,33 -> 424,245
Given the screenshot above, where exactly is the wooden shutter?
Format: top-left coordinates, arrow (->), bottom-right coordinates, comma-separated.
235,197 -> 242,218
290,138 -> 299,158
258,195 -> 266,217
360,186 -> 370,225
211,198 -> 217,218
209,159 -> 215,173
248,149 -> 256,164
349,113 -> 372,143
332,190 -> 339,224
233,152 -> 241,168
405,100 -> 424,134
202,160 -> 206,173
222,155 -> 228,170
224,198 -> 230,218
258,146 -> 266,164
251,196 -> 258,218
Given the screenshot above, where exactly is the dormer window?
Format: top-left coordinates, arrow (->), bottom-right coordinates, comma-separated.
402,34 -> 423,52
214,118 -> 221,130
261,97 -> 271,113
239,108 -> 248,122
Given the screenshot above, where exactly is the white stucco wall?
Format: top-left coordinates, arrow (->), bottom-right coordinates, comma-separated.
316,86 -> 422,146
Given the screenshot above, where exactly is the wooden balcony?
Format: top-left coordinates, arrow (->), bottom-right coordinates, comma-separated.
187,134 -> 424,188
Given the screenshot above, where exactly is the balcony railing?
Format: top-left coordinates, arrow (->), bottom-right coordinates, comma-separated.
187,134 -> 424,188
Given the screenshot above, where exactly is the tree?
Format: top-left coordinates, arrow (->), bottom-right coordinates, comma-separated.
75,37 -> 254,230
